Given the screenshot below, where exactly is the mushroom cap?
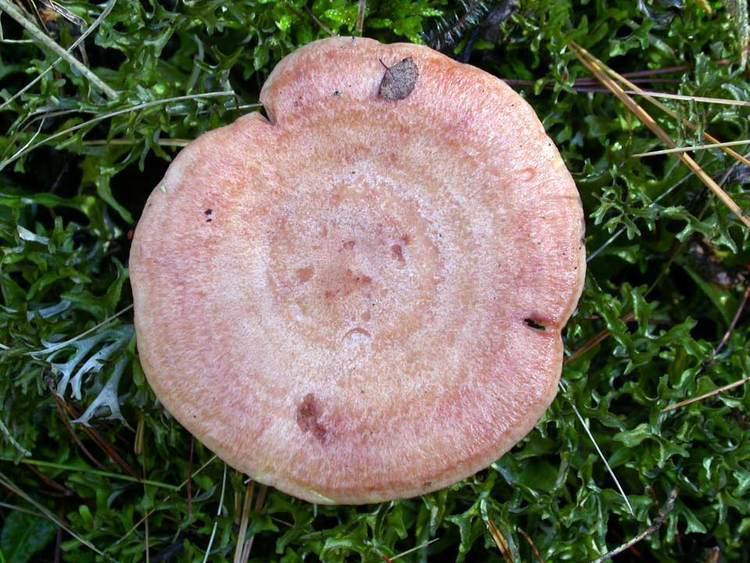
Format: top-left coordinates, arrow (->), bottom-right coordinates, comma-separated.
130,37 -> 586,504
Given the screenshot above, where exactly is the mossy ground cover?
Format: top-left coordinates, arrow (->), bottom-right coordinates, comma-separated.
1,1 -> 749,561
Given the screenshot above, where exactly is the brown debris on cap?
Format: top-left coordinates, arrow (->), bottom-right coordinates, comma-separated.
129,37 -> 586,505
379,57 -> 419,100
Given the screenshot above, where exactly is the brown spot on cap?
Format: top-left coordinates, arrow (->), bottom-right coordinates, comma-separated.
296,266 -> 315,283
391,243 -> 405,264
296,393 -> 327,442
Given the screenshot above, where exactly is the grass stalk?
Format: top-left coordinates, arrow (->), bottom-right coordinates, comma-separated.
0,0 -> 117,100
570,42 -> 750,229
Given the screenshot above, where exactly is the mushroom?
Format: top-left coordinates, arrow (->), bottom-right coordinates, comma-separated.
129,37 -> 585,504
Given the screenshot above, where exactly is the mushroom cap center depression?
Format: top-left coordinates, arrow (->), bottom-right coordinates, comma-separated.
269,179 -> 442,348
241,105 -> 499,381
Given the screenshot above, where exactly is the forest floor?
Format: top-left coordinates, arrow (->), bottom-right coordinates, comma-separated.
1,1 -> 749,561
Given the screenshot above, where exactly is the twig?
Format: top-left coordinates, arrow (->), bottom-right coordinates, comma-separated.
51,385 -> 139,478
635,139 -> 750,158
1,93 -> 245,171
591,489 -> 678,562
506,78 -> 679,91
577,78 -> 680,86
485,519 -> 513,563
588,65 -> 690,78
573,45 -> 750,170
0,457 -> 178,490
111,455 -> 218,548
0,416 -> 31,457
0,0 -> 117,112
661,375 -> 750,412
187,436 -> 195,520
27,304 -> 133,355
518,527 -> 545,563
570,42 -> 750,229
568,401 -> 634,515
233,480 -> 255,563
83,138 -> 190,147
202,463 -> 228,563
283,1 -> 334,37
26,464 -> 74,497
54,516 -> 62,563
714,286 -> 750,356
0,0 -> 117,100
0,471 -> 110,559
356,0 -> 366,35
0,117 -> 46,167
389,538 -> 440,561
565,313 -> 636,365
49,386 -> 105,470
627,89 -> 750,107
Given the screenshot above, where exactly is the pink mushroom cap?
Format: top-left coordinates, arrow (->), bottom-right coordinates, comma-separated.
129,37 -> 586,504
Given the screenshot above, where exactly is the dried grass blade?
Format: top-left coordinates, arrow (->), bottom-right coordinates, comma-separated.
634,139 -> 750,158
485,519 -> 514,563
517,528 -> 545,563
1,93 -> 245,171
0,0 -> 117,100
0,0 -> 117,112
626,90 -> 750,107
233,480 -> 255,563
569,403 -> 635,515
390,538 -> 440,561
238,483 -> 267,561
111,455 -> 218,548
570,42 -> 750,229
577,44 -> 750,169
661,375 -> 750,412
565,313 -> 636,365
356,0 -> 366,35
715,286 -> 750,356
0,471 -> 109,559
592,489 -> 678,563
202,463 -> 228,563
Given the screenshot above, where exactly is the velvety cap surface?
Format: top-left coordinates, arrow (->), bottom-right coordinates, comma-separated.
129,37 -> 586,504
